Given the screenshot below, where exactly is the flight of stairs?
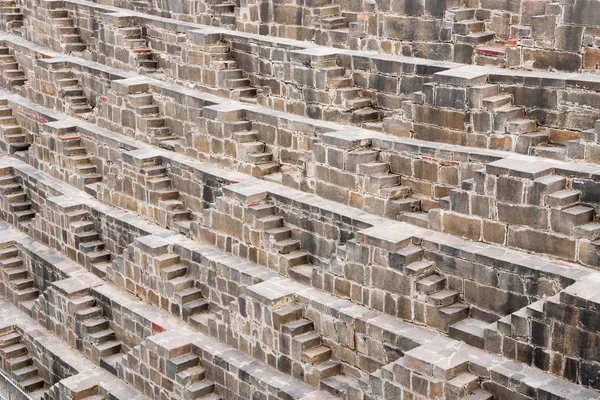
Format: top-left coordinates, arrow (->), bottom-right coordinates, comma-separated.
227,119 -> 280,178
50,6 -> 87,55
128,92 -> 179,148
154,252 -> 209,322
207,42 -> 258,103
445,8 -> 496,54
74,297 -> 125,375
66,209 -> 112,277
117,25 -> 159,72
0,327 -> 47,397
0,171 -> 36,231
274,304 -> 360,397
355,154 -> 424,220
55,70 -> 94,119
0,245 -> 39,316
208,0 -> 236,27
0,46 -> 27,90
141,161 -> 194,234
325,66 -> 379,125
0,0 -> 24,32
312,0 -> 348,31
165,351 -> 221,399
60,135 -> 103,188
247,202 -> 314,279
0,100 -> 30,159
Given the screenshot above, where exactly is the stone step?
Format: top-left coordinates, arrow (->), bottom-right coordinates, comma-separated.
10,277 -> 33,290
446,372 -> 480,399
185,380 -> 215,398
455,31 -> 495,44
2,343 -> 26,358
506,118 -> 536,134
265,227 -> 292,241
427,289 -> 460,307
0,246 -> 18,260
532,146 -> 566,161
358,162 -> 389,175
168,276 -> 195,292
368,173 -> 401,189
437,303 -> 470,332
94,340 -> 121,357
288,265 -> 313,286
481,94 -> 513,110
83,318 -> 109,334
175,287 -> 203,304
272,238 -> 300,254
0,256 -> 23,269
320,374 -> 358,398
416,274 -> 445,294
88,328 -> 116,345
379,185 -> 410,200
20,375 -> 44,392
0,331 -> 20,347
445,8 -> 476,21
279,251 -> 309,269
398,211 -> 429,228
449,317 -> 488,349
169,353 -> 199,375
256,215 -> 283,230
160,264 -> 188,280
291,332 -> 321,356
75,307 -> 104,321
233,131 -> 257,143
182,298 -> 209,318
281,318 -> 314,336
301,345 -> 331,364
87,250 -> 111,264
453,19 -> 485,34
7,354 -> 32,372
3,268 -> 27,281
246,152 -> 274,165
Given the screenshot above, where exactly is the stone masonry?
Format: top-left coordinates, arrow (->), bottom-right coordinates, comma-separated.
0,0 -> 596,399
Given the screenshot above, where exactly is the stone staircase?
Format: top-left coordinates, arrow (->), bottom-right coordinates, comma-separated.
0,46 -> 27,90
49,6 -> 86,55
0,326 -> 47,397
312,0 -> 348,31
60,135 -> 103,189
246,202 -> 313,278
154,252 -> 210,322
0,170 -> 36,231
0,0 -> 23,32
393,351 -> 494,400
445,8 -> 497,63
226,119 -> 281,178
128,92 -> 179,148
117,25 -> 159,72
165,351 -> 221,399
354,150 -> 425,220
141,161 -> 194,234
0,100 -> 30,158
74,297 -> 125,375
208,0 -> 236,27
66,209 -> 112,277
0,245 -> 39,316
323,65 -> 379,125
455,167 -> 600,241
54,70 -> 94,119
206,42 -> 257,102
274,303 -> 360,398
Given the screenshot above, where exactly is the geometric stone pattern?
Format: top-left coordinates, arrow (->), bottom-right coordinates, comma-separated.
0,0 -> 596,399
